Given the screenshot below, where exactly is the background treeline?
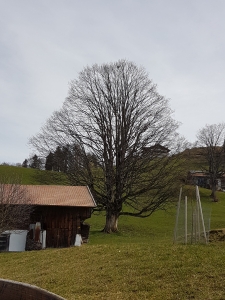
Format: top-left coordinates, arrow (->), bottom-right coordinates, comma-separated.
22,144 -> 98,173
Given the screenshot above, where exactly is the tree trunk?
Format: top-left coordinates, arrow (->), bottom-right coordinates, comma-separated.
103,213 -> 119,233
210,181 -> 218,202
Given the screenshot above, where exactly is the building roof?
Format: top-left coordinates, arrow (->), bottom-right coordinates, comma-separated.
189,170 -> 208,177
24,185 -> 96,207
143,144 -> 170,155
188,170 -> 225,178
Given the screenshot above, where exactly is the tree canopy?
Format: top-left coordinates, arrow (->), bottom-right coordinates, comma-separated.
0,175 -> 33,234
197,123 -> 225,201
30,60 -> 187,232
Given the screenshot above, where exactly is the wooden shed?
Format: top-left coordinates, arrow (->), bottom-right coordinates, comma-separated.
25,185 -> 96,248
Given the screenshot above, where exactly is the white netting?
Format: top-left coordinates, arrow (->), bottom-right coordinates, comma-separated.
174,186 -> 211,244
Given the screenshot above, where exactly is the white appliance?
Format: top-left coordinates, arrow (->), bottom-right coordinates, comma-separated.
3,230 -> 28,252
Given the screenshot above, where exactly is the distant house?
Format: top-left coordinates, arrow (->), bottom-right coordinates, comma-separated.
1,185 -> 96,250
187,171 -> 210,188
187,171 -> 225,190
142,144 -> 170,158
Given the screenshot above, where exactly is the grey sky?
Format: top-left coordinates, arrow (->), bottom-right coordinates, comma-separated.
1,0 -> 225,164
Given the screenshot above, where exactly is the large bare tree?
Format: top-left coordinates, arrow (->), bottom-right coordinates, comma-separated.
196,123 -> 225,201
0,176 -> 33,234
30,60 -> 187,232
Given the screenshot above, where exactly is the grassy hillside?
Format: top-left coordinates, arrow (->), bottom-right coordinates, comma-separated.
0,165 -> 69,185
0,187 -> 225,299
182,147 -> 208,171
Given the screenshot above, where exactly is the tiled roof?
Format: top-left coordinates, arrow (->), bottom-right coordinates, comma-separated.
24,185 -> 96,207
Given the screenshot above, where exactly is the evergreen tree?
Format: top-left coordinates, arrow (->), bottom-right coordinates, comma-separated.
29,154 -> 42,169
45,152 -> 54,171
22,159 -> 28,168
53,146 -> 63,172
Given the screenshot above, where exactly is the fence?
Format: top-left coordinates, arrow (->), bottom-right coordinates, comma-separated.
174,186 -> 211,244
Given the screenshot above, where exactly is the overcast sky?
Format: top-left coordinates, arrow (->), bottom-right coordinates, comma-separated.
1,0 -> 225,164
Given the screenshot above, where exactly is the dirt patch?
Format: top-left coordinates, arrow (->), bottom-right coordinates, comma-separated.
209,229 -> 225,242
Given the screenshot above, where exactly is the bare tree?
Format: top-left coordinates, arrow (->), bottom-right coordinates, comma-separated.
196,123 -> 225,201
0,176 -> 33,234
30,60 -> 187,233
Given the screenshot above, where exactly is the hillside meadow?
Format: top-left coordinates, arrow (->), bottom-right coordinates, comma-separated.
0,165 -> 69,185
0,180 -> 225,299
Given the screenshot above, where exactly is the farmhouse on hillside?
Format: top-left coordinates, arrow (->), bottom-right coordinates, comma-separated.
142,144 -> 170,158
187,171 -> 225,190
1,185 -> 96,250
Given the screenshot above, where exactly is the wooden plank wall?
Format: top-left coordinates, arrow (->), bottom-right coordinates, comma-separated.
30,206 -> 91,248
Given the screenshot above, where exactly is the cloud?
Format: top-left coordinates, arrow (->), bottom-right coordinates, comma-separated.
1,0 -> 225,163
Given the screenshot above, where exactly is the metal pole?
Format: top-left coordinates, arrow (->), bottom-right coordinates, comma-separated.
196,186 -> 207,244
174,187 -> 182,243
196,194 -> 200,242
185,195 -> 188,244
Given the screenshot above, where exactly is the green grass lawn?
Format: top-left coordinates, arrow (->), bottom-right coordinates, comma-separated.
0,165 -> 38,184
1,187 -> 225,299
0,165 -> 69,185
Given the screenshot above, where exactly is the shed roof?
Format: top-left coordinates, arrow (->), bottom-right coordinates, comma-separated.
24,185 -> 96,207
